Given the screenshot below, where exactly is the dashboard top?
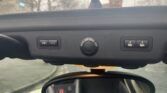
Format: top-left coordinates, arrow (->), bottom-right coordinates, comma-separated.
0,6 -> 167,32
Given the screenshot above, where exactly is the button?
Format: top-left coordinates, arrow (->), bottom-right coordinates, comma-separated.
136,40 -> 148,48
39,40 -> 48,46
48,40 -> 59,47
124,40 -> 136,48
80,37 -> 98,56
38,39 -> 60,48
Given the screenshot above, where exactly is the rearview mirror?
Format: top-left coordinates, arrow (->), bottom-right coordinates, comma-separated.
42,71 -> 155,93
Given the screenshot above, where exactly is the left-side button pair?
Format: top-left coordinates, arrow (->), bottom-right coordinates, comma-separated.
39,40 -> 59,47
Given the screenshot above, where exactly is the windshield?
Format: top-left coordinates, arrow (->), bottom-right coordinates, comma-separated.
0,0 -> 167,93
0,0 -> 167,14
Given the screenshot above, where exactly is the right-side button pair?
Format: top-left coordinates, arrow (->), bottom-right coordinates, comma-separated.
124,40 -> 148,48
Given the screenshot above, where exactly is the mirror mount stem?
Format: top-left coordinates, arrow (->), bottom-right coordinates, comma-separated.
90,69 -> 105,74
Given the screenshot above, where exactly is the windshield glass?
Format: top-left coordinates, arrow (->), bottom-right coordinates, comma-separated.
0,0 -> 167,93
0,0 -> 167,14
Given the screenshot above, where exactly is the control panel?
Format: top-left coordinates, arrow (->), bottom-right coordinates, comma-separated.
0,6 -> 167,68
4,29 -> 164,68
37,37 -> 61,49
39,40 -> 59,47
124,40 -> 149,48
121,37 -> 153,51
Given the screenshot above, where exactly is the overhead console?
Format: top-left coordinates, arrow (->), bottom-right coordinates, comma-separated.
0,6 -> 167,68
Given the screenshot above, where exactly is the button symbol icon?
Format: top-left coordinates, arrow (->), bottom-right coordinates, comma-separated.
139,41 -> 145,47
41,41 -> 47,45
136,40 -> 148,48
39,40 -> 48,46
125,40 -> 135,48
48,40 -> 58,46
127,41 -> 133,47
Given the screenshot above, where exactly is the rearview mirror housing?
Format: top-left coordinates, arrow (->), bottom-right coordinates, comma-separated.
42,71 -> 155,93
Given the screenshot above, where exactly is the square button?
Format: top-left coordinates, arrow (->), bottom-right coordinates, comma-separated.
48,40 -> 59,47
39,40 -> 48,46
124,40 -> 136,48
136,40 -> 149,48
